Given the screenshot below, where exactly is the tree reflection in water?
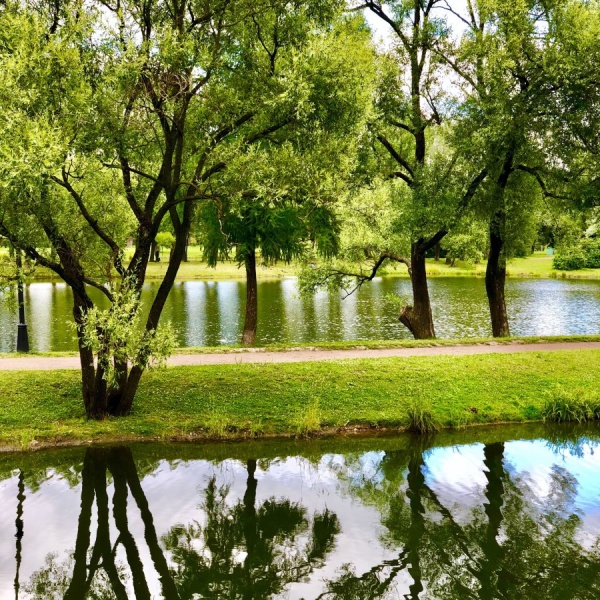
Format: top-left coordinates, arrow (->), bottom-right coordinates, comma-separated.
12,435 -> 600,599
23,448 -> 340,599
320,438 -> 600,600
163,458 -> 339,598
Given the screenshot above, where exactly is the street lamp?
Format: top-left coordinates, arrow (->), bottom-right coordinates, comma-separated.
15,249 -> 29,353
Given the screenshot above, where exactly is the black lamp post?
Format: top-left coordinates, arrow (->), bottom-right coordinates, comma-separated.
15,249 -> 29,353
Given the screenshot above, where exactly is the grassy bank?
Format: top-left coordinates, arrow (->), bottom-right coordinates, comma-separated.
5,247 -> 600,282
1,349 -> 599,450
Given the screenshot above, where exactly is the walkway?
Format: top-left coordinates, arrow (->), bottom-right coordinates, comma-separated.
1,341 -> 600,371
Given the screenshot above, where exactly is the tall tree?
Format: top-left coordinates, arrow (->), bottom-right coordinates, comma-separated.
198,15 -> 373,346
446,0 -> 594,336
305,0 -> 488,339
0,0 -> 348,417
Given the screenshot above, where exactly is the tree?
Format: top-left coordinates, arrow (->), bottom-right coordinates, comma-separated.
305,0 -> 488,339
0,0 -> 348,418
445,0 -> 597,336
24,449 -> 340,598
198,16 -> 374,346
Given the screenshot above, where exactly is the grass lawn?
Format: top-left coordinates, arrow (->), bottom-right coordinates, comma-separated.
423,253 -> 600,279
4,246 -> 600,282
1,349 -> 599,450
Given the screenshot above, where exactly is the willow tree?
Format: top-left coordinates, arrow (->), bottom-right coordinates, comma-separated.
0,0 -> 346,418
198,16 -> 373,345
301,0 -> 487,339
443,0 -> 597,336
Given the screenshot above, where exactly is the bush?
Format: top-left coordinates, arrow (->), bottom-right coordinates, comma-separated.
553,238 -> 600,271
406,402 -> 439,434
553,248 -> 586,271
581,238 -> 600,269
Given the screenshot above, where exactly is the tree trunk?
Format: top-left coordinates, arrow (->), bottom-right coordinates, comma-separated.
434,242 -> 441,261
485,211 -> 510,337
183,234 -> 189,262
399,243 -> 436,339
150,240 -> 158,262
242,248 -> 258,346
406,451 -> 425,599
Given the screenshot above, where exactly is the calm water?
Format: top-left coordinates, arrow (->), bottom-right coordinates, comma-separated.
2,277 -> 600,351
1,425 -> 600,598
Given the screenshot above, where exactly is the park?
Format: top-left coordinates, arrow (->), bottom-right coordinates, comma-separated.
2,0 -> 600,597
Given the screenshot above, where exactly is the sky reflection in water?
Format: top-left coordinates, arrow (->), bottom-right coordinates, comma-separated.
1,428 -> 600,598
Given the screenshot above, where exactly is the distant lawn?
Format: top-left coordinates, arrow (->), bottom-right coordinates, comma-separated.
1,349 -> 599,449
4,247 -> 600,281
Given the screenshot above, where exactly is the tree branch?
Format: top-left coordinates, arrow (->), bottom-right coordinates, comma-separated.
50,171 -> 126,277
376,134 -> 415,181
514,165 -> 572,200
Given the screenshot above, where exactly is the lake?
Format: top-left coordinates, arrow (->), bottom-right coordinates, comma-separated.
2,277 -> 600,351
1,424 -> 600,598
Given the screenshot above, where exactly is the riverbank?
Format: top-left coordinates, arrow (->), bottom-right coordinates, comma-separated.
13,250 -> 600,282
1,348 -> 599,451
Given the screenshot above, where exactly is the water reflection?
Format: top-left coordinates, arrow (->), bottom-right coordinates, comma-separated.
3,277 -> 600,351
2,429 -> 600,598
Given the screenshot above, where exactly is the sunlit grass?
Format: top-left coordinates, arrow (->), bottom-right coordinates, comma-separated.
2,349 -> 600,449
5,247 -> 600,282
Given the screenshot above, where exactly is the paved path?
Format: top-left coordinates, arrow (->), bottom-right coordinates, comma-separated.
1,342 -> 600,371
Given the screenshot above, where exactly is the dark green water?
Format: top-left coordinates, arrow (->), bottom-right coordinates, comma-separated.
2,277 -> 600,351
1,425 -> 600,598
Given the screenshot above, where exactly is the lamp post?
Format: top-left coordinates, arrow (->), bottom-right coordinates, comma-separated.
15,249 -> 29,353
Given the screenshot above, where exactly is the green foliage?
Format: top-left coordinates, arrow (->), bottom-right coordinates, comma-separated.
581,238 -> 600,268
78,279 -> 176,386
542,388 -> 600,423
553,238 -> 600,270
553,247 -> 587,271
442,222 -> 487,266
154,232 -> 175,250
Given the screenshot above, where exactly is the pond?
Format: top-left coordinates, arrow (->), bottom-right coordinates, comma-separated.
2,277 -> 600,352
1,424 -> 600,599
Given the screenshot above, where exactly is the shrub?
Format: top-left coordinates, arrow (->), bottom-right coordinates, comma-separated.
406,402 -> 439,434
581,238 -> 600,269
542,388 -> 600,423
553,248 -> 586,271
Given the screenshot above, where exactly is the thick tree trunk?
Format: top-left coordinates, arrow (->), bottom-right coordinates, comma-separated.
399,244 -> 435,339
73,293 -> 107,420
485,211 -> 510,338
242,248 -> 258,346
434,242 -> 441,261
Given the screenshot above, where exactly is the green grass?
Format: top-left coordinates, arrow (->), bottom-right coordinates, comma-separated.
2,349 -> 600,450
5,246 -> 600,282
541,387 -> 600,423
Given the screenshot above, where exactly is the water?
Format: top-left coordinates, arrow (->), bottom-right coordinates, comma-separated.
2,277 -> 600,351
1,424 -> 600,598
